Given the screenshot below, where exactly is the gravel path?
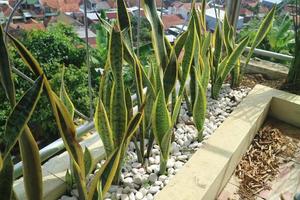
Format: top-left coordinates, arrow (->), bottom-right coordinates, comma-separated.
59,84 -> 251,200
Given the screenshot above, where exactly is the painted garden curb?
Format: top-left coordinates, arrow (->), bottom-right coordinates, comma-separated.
14,84 -> 300,200
155,84 -> 300,200
13,133 -> 105,200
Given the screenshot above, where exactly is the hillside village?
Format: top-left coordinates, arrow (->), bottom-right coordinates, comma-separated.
0,0 -> 290,46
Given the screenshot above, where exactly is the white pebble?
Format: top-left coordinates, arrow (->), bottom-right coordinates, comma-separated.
132,162 -> 141,168
135,191 -> 144,200
146,193 -> 154,200
148,186 -> 160,194
149,173 -> 157,183
121,194 -> 129,200
133,174 -> 143,185
174,161 -> 184,169
166,158 -> 175,168
60,196 -> 78,200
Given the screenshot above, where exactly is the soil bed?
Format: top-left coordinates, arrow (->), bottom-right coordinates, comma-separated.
219,118 -> 300,200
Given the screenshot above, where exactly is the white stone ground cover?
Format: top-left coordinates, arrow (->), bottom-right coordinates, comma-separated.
59,84 -> 251,200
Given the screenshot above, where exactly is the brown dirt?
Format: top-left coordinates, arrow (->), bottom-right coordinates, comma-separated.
235,121 -> 300,200
241,73 -> 300,95
240,74 -> 286,90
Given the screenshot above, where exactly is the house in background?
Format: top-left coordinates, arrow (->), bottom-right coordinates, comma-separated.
162,14 -> 184,30
41,0 -> 81,13
261,0 -> 283,9
168,1 -> 206,20
205,8 -> 244,31
86,0 -> 111,11
74,25 -> 97,47
240,8 -> 254,22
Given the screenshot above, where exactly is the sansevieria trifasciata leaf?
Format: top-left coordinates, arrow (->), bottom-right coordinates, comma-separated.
0,155 -> 13,200
4,76 -> 44,159
0,26 -> 15,105
95,99 -> 115,156
109,27 -> 127,147
60,66 -> 75,119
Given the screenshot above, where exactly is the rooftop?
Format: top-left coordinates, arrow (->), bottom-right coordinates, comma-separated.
41,0 -> 82,12
205,8 -> 244,21
162,14 -> 184,29
9,19 -> 45,30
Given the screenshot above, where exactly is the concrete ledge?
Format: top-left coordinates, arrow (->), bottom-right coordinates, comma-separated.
155,85 -> 300,200
244,59 -> 288,80
14,133 -> 105,200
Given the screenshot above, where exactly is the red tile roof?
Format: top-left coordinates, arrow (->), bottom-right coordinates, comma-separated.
162,14 -> 184,29
106,11 -> 117,19
240,8 -> 253,16
284,4 -> 297,14
0,4 -> 13,17
107,0 -> 117,8
241,0 -> 258,7
170,1 -> 207,10
9,19 -> 45,30
41,0 -> 82,12
259,6 -> 269,14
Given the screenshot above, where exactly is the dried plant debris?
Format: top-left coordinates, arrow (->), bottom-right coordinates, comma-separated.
235,125 -> 299,199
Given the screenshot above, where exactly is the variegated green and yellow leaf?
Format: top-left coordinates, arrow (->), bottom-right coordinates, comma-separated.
0,155 -> 13,200
60,67 -> 75,119
179,19 -> 196,94
7,33 -> 43,76
163,49 -> 178,99
0,153 -> 2,171
84,147 -> 93,177
95,99 -> 115,156
152,90 -> 171,147
142,0 -> 168,70
174,31 -> 188,58
20,126 -> 43,200
88,148 -> 121,200
245,7 -> 275,66
193,80 -> 206,140
0,26 -> 15,105
4,76 -> 44,159
109,28 -> 128,147
220,37 -> 249,81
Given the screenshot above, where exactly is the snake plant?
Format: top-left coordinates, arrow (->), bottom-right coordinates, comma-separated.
142,0 -> 201,173
95,26 -> 145,183
7,30 -> 126,200
0,26 -> 43,200
210,6 -> 275,99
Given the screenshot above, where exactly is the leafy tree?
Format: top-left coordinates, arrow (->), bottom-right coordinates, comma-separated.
131,16 -> 152,46
23,23 -> 86,67
0,23 -> 105,147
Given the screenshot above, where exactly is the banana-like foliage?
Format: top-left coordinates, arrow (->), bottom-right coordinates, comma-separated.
287,2 -> 300,87
95,26 -> 145,183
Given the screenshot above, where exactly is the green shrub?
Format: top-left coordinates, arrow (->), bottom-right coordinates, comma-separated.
0,23 -> 105,145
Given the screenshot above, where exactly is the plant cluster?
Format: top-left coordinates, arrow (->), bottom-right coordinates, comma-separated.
0,0 -> 275,199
